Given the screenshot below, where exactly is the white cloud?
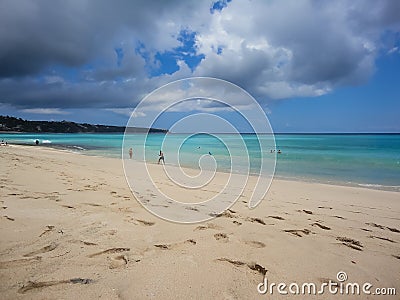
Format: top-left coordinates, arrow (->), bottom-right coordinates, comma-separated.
388,46 -> 399,54
191,0 -> 399,103
20,108 -> 69,115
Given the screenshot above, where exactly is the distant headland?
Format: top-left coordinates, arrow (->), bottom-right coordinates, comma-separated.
0,115 -> 168,133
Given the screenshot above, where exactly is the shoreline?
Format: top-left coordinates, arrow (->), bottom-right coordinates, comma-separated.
7,143 -> 400,193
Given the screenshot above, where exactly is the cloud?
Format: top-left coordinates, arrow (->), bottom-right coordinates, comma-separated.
20,108 -> 69,115
0,0 -> 399,112
388,47 -> 399,55
104,108 -> 147,118
193,0 -> 400,101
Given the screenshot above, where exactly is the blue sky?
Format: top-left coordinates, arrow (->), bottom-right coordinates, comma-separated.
0,0 -> 399,132
269,51 -> 400,132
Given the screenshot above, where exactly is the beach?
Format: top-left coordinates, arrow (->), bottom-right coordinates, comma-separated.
0,145 -> 399,299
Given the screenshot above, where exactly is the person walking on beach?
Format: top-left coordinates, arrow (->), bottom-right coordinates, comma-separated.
158,150 -> 165,164
129,148 -> 133,159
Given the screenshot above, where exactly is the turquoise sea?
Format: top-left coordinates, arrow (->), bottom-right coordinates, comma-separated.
2,133 -> 399,191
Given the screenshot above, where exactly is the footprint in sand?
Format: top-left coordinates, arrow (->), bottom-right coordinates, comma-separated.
209,211 -> 237,219
154,239 -> 196,250
244,241 -> 266,248
61,205 -> 75,209
194,223 -> 222,231
81,240 -> 98,246
318,206 -> 333,210
387,227 -> 400,233
88,247 -> 130,258
185,206 -> 199,212
8,192 -> 23,196
39,225 -> 55,237
245,217 -> 266,225
367,223 -> 400,233
117,207 -> 134,213
216,258 -> 267,276
0,256 -> 42,269
135,219 -> 155,226
45,193 -> 61,201
268,215 -> 285,220
84,184 -> 99,191
23,242 -> 58,257
18,278 -> 94,294
311,222 -> 331,230
336,237 -> 363,251
366,222 -> 385,229
108,254 -> 130,269
368,236 -> 396,243
83,203 -> 103,207
284,229 -> 311,237
3,215 -> 15,221
214,233 -> 229,242
88,247 -> 134,269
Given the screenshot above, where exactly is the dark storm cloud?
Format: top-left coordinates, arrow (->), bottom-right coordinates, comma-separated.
1,0 -> 95,77
0,0 -> 399,111
0,78 -> 128,108
0,0 -> 204,78
0,0 -> 207,109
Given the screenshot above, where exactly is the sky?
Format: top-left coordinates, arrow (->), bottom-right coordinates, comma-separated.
0,0 -> 399,132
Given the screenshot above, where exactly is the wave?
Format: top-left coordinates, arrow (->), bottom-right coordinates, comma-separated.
357,183 -> 400,191
62,145 -> 86,151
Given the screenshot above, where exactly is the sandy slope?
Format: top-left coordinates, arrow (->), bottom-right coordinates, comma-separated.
0,145 -> 399,299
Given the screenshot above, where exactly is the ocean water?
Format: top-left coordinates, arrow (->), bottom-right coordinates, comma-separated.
2,133 -> 400,191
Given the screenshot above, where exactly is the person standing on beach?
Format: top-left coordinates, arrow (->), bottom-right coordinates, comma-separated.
158,150 -> 165,164
129,148 -> 133,159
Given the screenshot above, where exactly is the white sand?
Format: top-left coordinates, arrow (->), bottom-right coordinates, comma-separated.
0,145 -> 399,299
